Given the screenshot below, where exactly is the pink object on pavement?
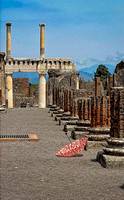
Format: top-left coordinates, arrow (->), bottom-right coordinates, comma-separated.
56,137 -> 88,157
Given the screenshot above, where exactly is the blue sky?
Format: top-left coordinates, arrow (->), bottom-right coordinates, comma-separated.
0,0 -> 124,69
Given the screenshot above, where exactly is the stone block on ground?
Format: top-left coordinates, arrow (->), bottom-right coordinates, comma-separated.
96,151 -> 124,168
85,141 -> 107,150
71,131 -> 89,140
88,134 -> 110,141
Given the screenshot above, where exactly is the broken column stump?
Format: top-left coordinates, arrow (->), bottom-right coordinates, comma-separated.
86,96 -> 111,150
97,87 -> 124,168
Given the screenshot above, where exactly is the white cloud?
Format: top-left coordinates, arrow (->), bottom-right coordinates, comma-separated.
73,51 -> 124,69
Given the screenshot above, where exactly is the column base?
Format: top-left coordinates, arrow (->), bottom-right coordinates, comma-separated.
96,151 -> 124,168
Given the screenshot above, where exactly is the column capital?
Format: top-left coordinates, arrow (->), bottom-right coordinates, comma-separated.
38,72 -> 47,76
39,23 -> 45,27
5,72 -> 13,75
6,23 -> 12,27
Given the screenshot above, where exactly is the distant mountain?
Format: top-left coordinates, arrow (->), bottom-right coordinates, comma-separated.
77,70 -> 93,81
77,64 -> 115,81
77,64 -> 115,74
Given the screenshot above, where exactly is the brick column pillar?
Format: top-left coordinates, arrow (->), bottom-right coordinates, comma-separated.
110,87 -> 124,138
84,99 -> 89,120
6,23 -> 12,59
78,99 -> 84,120
39,23 -> 45,58
74,99 -> 78,117
69,90 -> 73,115
88,98 -> 91,121
96,97 -> 101,127
91,97 -> 96,127
64,89 -> 68,112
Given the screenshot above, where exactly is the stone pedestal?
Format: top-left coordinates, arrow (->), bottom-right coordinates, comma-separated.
85,127 -> 110,150
38,73 -> 46,108
59,116 -> 78,126
71,120 -> 91,140
5,72 -> 13,108
97,87 -> 124,168
97,138 -> 124,168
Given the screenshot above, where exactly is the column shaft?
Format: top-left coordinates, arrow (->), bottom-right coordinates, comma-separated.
6,23 -> 12,58
38,74 -> 46,108
39,23 -> 45,58
6,73 -> 13,108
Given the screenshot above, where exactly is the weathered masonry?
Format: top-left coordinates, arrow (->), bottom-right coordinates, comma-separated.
4,23 -> 76,108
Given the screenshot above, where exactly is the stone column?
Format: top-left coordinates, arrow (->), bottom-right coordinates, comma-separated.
6,23 -> 12,59
39,23 -> 45,58
38,73 -> 46,108
5,72 -> 13,108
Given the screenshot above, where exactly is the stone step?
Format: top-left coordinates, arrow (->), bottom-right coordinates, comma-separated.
0,108 -> 7,113
64,124 -> 77,132
103,147 -> 124,156
88,134 -> 110,141
89,127 -> 110,135
74,127 -> 90,132
61,116 -> 78,120
96,151 -> 124,168
59,116 -> 78,125
71,131 -> 89,140
50,106 -> 60,111
59,119 -> 69,125
51,109 -> 64,117
76,120 -> 91,127
55,112 -> 71,121
48,105 -> 57,108
85,141 -> 107,150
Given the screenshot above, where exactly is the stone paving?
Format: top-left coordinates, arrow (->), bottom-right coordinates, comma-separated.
0,108 -> 124,200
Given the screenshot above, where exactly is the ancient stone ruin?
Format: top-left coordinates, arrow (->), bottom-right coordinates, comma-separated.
0,22 -> 124,168
48,61 -> 124,168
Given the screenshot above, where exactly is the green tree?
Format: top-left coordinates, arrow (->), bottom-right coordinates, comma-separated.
94,64 -> 111,81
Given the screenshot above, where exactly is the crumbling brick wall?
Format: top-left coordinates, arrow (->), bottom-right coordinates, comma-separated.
47,70 -> 80,105
13,78 -> 29,97
79,78 -> 93,96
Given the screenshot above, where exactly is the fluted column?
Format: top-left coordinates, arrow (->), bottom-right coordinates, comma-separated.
6,23 -> 12,59
39,23 -> 45,58
38,73 -> 46,108
5,72 -> 13,108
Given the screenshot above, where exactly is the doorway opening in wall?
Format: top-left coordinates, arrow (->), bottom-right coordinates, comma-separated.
13,72 -> 39,107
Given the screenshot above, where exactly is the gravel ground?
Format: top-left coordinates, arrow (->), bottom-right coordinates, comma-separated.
0,108 -> 124,200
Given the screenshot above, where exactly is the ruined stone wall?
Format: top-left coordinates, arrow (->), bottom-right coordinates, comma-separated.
0,52 -> 5,105
15,97 -> 34,108
79,78 -> 93,96
114,60 -> 124,87
13,78 -> 29,97
100,61 -> 124,96
47,70 -> 80,105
